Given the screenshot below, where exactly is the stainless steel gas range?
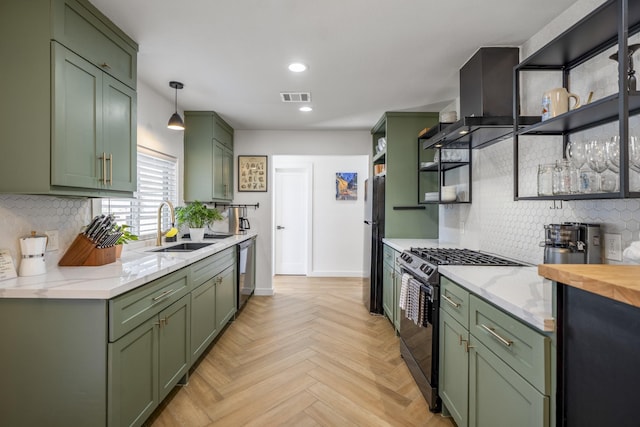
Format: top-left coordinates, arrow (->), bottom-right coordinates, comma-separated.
397,247 -> 524,412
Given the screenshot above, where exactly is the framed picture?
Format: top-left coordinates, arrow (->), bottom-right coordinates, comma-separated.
336,172 -> 357,200
238,155 -> 268,192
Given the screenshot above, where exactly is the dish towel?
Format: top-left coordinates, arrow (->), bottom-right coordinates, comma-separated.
406,277 -> 420,324
399,273 -> 410,310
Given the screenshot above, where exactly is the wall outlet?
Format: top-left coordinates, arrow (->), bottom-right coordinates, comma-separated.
45,230 -> 59,252
603,233 -> 622,261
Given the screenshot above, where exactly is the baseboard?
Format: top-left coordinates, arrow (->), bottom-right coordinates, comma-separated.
308,271 -> 364,278
253,288 -> 275,296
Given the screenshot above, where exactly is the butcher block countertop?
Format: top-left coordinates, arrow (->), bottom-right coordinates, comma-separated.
538,264 -> 640,309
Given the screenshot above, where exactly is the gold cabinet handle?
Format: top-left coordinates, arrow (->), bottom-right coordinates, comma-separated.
100,62 -> 111,70
441,294 -> 460,308
152,288 -> 176,302
464,340 -> 475,353
102,152 -> 107,185
480,324 -> 513,347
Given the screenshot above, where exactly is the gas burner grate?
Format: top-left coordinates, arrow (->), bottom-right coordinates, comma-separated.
409,248 -> 523,266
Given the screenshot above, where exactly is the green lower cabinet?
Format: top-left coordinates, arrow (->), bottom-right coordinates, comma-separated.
108,316 -> 158,427
439,276 -> 551,427
109,294 -> 191,427
191,278 -> 219,361
216,265 -> 237,328
439,309 -> 469,427
393,267 -> 401,332
469,337 -> 549,427
382,259 -> 394,322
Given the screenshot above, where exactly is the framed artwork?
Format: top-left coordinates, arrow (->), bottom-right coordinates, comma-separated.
336,172 -> 357,200
238,155 -> 268,192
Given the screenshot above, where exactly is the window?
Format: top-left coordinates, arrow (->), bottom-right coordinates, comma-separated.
102,148 -> 178,240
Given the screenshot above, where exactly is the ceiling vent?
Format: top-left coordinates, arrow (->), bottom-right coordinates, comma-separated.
280,92 -> 311,102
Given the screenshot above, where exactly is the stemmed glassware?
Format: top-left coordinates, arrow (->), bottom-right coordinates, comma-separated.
629,135 -> 640,190
586,139 -> 608,192
565,140 -> 587,193
602,136 -> 620,192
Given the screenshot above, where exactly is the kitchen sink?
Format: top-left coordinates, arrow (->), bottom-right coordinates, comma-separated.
151,242 -> 214,252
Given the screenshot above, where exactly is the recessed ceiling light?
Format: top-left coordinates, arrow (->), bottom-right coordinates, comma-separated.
288,63 -> 307,72
299,106 -> 313,112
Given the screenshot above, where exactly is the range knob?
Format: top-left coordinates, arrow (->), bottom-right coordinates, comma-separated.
419,264 -> 434,275
400,253 -> 413,263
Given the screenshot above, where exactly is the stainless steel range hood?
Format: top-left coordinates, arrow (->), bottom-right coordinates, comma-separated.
422,47 -> 540,150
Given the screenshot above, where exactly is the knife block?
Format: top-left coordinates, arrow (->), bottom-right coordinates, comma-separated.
58,234 -> 116,266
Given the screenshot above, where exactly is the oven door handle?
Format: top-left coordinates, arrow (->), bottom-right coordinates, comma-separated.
441,294 -> 460,308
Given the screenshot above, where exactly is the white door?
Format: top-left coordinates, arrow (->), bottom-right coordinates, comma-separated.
274,167 -> 308,275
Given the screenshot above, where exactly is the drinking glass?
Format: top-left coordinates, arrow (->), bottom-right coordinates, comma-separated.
565,140 -> 587,192
586,139 -> 608,192
629,135 -> 640,191
602,136 -> 620,191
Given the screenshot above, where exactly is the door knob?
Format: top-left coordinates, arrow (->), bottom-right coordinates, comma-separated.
276,225 -> 285,230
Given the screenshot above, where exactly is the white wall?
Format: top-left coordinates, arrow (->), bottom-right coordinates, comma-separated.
232,130 -> 370,295
440,0 -> 640,265
273,155 -> 368,277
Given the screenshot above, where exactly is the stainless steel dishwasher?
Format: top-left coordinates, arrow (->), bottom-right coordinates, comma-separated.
237,237 -> 256,311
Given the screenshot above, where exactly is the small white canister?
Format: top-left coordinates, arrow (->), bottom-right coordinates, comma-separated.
19,231 -> 48,277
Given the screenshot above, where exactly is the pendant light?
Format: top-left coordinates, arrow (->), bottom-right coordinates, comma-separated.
167,81 -> 185,130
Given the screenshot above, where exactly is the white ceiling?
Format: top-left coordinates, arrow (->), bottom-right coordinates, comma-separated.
90,0 -> 578,131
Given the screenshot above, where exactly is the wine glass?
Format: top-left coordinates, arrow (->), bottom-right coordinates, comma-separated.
602,136 -> 620,191
629,135 -> 640,190
586,139 -> 608,192
565,140 -> 587,192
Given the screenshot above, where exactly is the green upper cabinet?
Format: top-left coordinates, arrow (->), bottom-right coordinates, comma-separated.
184,111 -> 235,202
0,0 -> 137,197
372,112 -> 439,238
52,43 -> 136,193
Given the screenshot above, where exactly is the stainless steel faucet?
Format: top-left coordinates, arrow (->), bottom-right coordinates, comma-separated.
156,200 -> 176,246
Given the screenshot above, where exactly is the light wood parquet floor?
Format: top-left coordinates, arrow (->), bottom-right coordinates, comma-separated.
145,276 -> 455,427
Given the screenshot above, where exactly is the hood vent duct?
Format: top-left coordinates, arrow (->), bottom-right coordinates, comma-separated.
422,47 -> 539,150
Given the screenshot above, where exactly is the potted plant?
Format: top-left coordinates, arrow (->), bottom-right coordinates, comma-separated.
175,201 -> 223,242
114,224 -> 138,258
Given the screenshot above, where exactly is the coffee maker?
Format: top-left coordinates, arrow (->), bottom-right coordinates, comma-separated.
228,206 -> 250,235
542,222 -> 602,264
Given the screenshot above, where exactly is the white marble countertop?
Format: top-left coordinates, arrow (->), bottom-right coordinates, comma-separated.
382,238 -> 553,332
0,232 -> 256,300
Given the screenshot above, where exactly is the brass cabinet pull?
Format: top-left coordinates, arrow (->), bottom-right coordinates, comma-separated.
152,288 -> 176,302
464,340 -> 475,353
100,62 -> 111,70
108,153 -> 113,185
442,294 -> 460,308
480,324 -> 513,347
102,152 -> 107,184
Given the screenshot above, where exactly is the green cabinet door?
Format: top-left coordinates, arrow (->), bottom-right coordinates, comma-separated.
103,73 -> 136,192
469,337 -> 549,427
184,113 -> 214,201
382,260 -> 394,322
184,111 -> 234,202
158,294 -> 191,401
393,262 -> 401,332
52,42 -> 103,190
439,309 -> 469,427
190,278 -> 218,361
52,42 -> 136,194
216,265 -> 237,329
108,317 -> 158,427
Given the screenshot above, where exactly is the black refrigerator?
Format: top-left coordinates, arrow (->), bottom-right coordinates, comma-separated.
363,175 -> 385,314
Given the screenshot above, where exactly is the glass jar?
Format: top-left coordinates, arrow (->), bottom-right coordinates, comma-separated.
537,163 -> 554,196
553,160 -> 572,195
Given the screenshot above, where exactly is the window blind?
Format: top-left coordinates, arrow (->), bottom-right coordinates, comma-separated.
102,148 -> 178,239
